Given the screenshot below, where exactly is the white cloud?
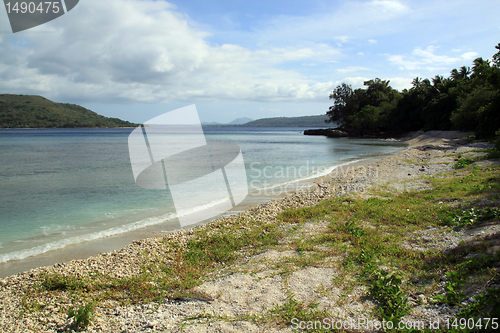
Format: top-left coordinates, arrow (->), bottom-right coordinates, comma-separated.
0,0 -> 341,103
387,46 -> 479,71
385,77 -> 414,91
370,0 -> 408,13
335,36 -> 350,43
1,0 -> 497,111
337,66 -> 371,73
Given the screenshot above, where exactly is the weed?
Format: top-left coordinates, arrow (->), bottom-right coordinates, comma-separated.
458,286 -> 500,320
434,270 -> 465,306
268,294 -> 331,332
67,301 -> 94,328
452,207 -> 499,228
369,270 -> 409,322
277,206 -> 333,223
41,273 -> 88,291
454,156 -> 476,169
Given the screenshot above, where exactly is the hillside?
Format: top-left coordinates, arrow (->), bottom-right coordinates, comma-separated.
227,117 -> 253,125
211,114 -> 330,127
0,94 -> 136,128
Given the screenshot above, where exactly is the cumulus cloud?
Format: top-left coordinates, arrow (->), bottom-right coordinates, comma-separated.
0,0 -> 339,103
387,46 -> 479,71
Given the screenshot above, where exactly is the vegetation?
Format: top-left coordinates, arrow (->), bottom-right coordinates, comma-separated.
0,94 -> 136,128
67,301 -> 95,329
327,43 -> 500,138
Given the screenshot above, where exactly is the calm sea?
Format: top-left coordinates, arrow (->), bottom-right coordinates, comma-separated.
0,127 -> 407,267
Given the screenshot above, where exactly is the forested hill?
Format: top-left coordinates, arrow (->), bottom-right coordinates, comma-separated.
0,94 -> 136,128
235,114 -> 330,127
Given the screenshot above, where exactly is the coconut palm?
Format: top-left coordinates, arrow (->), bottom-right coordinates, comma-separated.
459,66 -> 471,79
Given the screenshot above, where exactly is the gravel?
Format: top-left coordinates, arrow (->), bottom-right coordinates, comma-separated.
0,130 -> 498,332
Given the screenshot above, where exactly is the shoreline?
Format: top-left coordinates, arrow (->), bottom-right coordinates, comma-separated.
0,131 -> 461,278
2,130 -> 497,332
0,139 -> 408,278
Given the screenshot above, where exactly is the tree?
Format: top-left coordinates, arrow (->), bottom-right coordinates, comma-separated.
327,79 -> 400,135
492,43 -> 500,68
326,83 -> 356,125
325,42 -> 500,137
450,66 -> 471,81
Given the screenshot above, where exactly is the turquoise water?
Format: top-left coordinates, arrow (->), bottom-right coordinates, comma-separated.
0,127 -> 407,264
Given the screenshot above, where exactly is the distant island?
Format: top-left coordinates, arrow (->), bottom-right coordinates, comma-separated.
202,117 -> 254,126
0,94 -> 136,128
204,114 -> 330,127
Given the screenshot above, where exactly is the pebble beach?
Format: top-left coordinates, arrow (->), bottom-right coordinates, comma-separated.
0,130 -> 498,332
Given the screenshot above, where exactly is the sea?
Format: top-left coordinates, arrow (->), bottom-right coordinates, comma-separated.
0,127 -> 408,277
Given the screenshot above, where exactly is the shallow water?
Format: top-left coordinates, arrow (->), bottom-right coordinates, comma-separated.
0,127 -> 407,275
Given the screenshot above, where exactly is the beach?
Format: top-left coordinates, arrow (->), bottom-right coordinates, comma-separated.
0,130 -> 498,332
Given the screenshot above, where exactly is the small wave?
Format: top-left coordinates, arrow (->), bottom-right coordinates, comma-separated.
0,197 -> 236,264
0,211 -> 174,263
175,197 -> 230,219
250,159 -> 363,193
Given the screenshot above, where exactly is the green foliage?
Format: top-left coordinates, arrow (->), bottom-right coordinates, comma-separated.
326,83 -> 355,125
278,205 -> 333,222
433,256 -> 500,317
0,94 -> 136,128
369,270 -> 409,321
434,270 -> 466,306
41,273 -> 88,291
454,157 -> 476,169
183,222 -> 280,268
268,295 -> 331,332
344,220 -> 365,238
327,78 -> 400,135
458,286 -> 500,322
451,207 -> 499,228
67,301 -> 94,328
327,43 -> 500,137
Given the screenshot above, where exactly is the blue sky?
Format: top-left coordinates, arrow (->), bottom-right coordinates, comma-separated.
0,0 -> 499,123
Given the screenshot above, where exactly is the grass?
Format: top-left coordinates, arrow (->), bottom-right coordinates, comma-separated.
18,163 -> 500,331
273,164 -> 500,329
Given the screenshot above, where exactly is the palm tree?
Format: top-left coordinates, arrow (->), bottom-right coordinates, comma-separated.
450,68 -> 460,81
412,77 -> 422,88
459,66 -> 471,79
450,67 -> 470,81
471,57 -> 491,76
432,75 -> 444,86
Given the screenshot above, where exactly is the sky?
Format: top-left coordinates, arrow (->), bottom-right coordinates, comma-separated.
0,0 -> 499,123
